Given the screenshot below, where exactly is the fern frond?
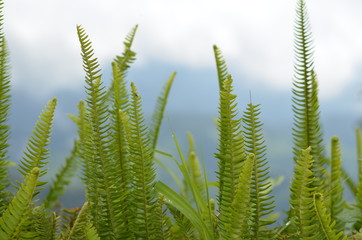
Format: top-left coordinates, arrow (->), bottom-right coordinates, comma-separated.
0,0 -> 10,198
227,153 -> 255,239
288,147 -> 319,239
77,25 -> 123,239
113,25 -> 137,78
215,74 -> 245,238
18,205 -> 57,240
43,140 -> 79,209
126,82 -> 158,239
313,193 -> 347,240
329,136 -> 345,233
213,45 -> 229,91
62,202 -> 97,240
151,195 -> 172,240
150,72 -> 176,150
292,0 -> 325,180
0,167 -> 40,240
357,127 -> 362,186
242,102 -> 275,239
18,98 -> 57,184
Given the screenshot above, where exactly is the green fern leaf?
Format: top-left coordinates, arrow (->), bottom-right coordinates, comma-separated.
313,193 -> 347,240
0,0 -> 10,199
43,140 -> 79,209
213,45 -> 229,91
18,205 -> 57,240
226,153 -> 255,239
62,202 -> 99,240
0,167 -> 40,240
18,98 -> 57,184
242,102 -> 275,239
291,0 -> 325,182
113,24 -> 137,78
77,25 -> 123,239
126,82 -> 158,239
215,75 -> 244,238
288,147 -> 319,239
150,72 -> 176,150
329,136 -> 345,233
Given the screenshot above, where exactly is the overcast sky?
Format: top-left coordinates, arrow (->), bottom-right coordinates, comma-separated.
3,0 -> 362,100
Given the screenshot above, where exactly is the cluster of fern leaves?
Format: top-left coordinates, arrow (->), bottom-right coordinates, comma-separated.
0,0 -> 361,239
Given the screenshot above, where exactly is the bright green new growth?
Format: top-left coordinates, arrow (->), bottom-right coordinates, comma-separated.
0,0 -> 360,239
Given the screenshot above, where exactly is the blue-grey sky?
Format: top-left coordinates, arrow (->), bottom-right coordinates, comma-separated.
4,0 -> 362,99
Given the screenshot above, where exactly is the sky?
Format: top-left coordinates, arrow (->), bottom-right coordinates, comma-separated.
3,0 -> 362,100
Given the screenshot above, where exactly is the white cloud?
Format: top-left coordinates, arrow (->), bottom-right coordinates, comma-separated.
4,0 -> 362,99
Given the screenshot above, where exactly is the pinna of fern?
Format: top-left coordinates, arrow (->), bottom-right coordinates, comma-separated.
242,101 -> 275,239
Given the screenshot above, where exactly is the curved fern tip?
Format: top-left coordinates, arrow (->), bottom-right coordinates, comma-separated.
331,136 -> 339,142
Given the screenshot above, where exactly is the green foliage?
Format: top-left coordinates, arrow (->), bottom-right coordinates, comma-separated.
215,75 -> 244,239
0,0 -> 10,202
0,0 -> 361,239
242,102 -> 275,239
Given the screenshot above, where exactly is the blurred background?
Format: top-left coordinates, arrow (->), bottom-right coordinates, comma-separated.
3,0 -> 362,214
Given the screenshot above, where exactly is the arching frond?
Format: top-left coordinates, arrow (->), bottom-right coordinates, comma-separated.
150,72 -> 176,150
43,140 -> 79,209
215,75 -> 245,238
242,102 -> 275,239
213,45 -> 229,91
329,136 -> 345,233
0,167 -> 40,240
18,98 -> 57,185
313,193 -> 347,240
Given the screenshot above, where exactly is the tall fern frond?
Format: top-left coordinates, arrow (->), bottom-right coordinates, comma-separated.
150,72 -> 176,150
329,136 -> 345,233
0,167 -> 40,240
215,75 -> 244,239
18,98 -> 57,184
313,193 -> 347,240
213,45 -> 229,91
43,140 -> 79,209
77,25 -> 122,239
127,82 -> 158,239
226,153 -> 255,239
242,102 -> 275,239
0,0 -> 10,198
288,147 -> 319,239
356,127 -> 362,186
291,0 -> 325,180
